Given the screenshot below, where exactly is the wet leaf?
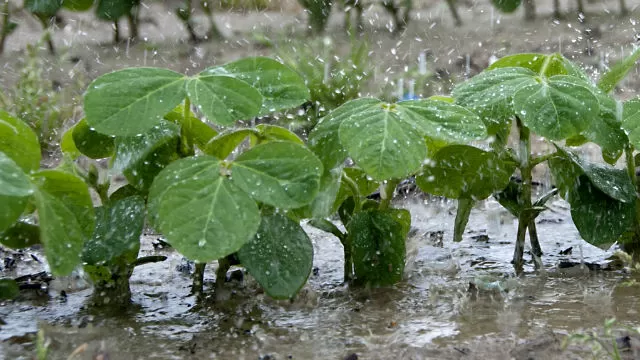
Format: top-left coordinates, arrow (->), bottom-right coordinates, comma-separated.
569,175 -> 635,247
0,222 -> 40,249
348,209 -> 410,286
0,111 -> 41,173
580,90 -> 626,163
598,47 -> 640,94
113,120 -> 180,191
186,74 -> 262,126
494,180 -> 524,217
0,279 -> 19,300
488,53 -> 587,79
95,0 -> 135,20
148,156 -> 260,263
453,67 -> 537,133
491,0 -> 521,13
335,167 -> 379,207
62,0 -> 94,11
203,129 -> 258,159
0,153 -> 33,232
109,184 -> 141,202
32,170 -> 95,275
71,119 -> 116,159
209,57 -> 310,116
308,168 -> 342,219
454,198 -> 474,242
255,124 -> 304,144
164,105 -> 218,150
513,75 -> 598,140
417,145 -> 516,200
25,0 -> 63,16
84,67 -> 187,136
82,196 -> 145,265
621,98 -> 640,149
238,214 -> 313,299
231,142 -> 323,209
60,127 -> 82,160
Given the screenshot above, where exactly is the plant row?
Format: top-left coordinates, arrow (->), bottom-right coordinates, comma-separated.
1,50 -> 640,305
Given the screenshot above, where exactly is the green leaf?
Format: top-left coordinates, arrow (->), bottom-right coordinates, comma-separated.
553,147 -> 636,203
488,53 -> 585,78
25,0 -> 63,16
164,105 -> 218,150
71,119 -> 116,159
598,47 -> 640,93
84,67 -> 187,136
580,90 -> 626,163
203,129 -> 258,159
622,98 -> 640,149
186,74 -> 262,126
417,145 -> 516,200
335,167 -> 379,207
453,67 -> 537,133
513,75 -> 598,140
454,198 -> 474,242
494,179 -> 524,217
308,168 -> 342,218
491,0 -> 521,13
82,196 -> 145,265
31,170 -> 95,275
60,127 -> 82,160
348,209 -> 410,286
0,222 -> 41,249
62,0 -> 94,11
148,156 -> 261,263
231,142 -> 323,209
0,279 -> 19,300
0,110 -> 41,172
255,124 -> 304,144
238,214 -> 313,299
208,57 -> 310,116
95,0 -> 135,20
109,184 -> 141,202
0,153 -> 33,233
569,175 -> 635,247
113,120 -> 181,191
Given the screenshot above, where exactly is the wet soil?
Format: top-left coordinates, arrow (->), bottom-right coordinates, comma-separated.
3,0 -> 640,359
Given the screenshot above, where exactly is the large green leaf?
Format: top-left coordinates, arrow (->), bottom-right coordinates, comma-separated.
0,153 -> 34,232
31,170 -> 95,275
491,0 -> 521,13
231,142 -> 323,209
82,196 -> 145,265
582,92 -> 626,163
208,57 -> 310,116
203,129 -> 258,160
452,67 -> 537,132
0,111 -> 41,173
488,53 -> 589,79
71,119 -> 116,159
84,67 -> 187,136
622,98 -> 640,148
148,156 -> 260,262
0,222 -> 41,249
513,75 -> 598,140
553,147 -> 635,203
348,209 -> 410,286
25,0 -> 63,16
598,47 -> 640,94
186,75 -> 262,126
569,175 -> 635,247
62,0 -> 94,11
238,214 -> 313,299
416,145 -> 516,200
113,120 -> 181,191
95,0 -> 135,20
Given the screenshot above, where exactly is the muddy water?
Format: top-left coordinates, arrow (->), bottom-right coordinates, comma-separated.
1,196 -> 638,360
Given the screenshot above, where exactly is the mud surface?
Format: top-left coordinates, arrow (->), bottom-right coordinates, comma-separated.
2,0 -> 640,359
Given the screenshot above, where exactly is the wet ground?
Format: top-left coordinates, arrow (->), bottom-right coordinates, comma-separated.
3,0 -> 640,358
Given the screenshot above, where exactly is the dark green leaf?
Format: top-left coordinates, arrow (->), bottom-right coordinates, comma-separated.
109,184 -> 141,202
84,67 -> 187,136
238,214 -> 313,299
203,129 -> 258,159
148,156 -> 261,262
164,105 -> 218,150
71,119 -> 116,159
25,0 -> 63,16
95,0 -> 135,20
0,279 -> 19,300
581,91 -> 626,163
494,179 -> 523,217
0,153 -> 33,232
0,222 -> 40,249
491,0 -> 521,12
598,47 -> 640,93
0,110 -> 41,172
82,196 -> 145,265
416,145 -> 516,200
348,209 -> 409,286
62,0 -> 94,11
231,142 -> 323,209
308,168 -> 342,218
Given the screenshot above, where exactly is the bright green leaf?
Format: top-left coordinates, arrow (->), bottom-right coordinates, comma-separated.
491,0 -> 521,13
148,156 -> 260,263
0,110 -> 41,172
60,127 -> 82,160
203,129 -> 258,159
84,67 -> 187,136
255,124 -> 304,144
598,47 -> 640,93
622,98 -> 640,149
231,142 -> 323,209
0,153 -> 33,233
72,119 -> 116,159
238,214 -> 313,299
164,105 -> 218,150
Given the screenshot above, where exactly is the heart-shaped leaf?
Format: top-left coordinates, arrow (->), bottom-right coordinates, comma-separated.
513,75 -> 598,140
417,145 -> 516,200
82,196 -> 145,266
238,214 -> 313,299
71,119 -> 116,159
0,111 -> 41,173
84,67 -> 187,136
148,156 -> 260,262
231,142 -> 323,209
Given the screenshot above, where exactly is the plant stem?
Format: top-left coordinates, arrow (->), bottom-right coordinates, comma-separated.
191,262 -> 205,298
180,98 -> 195,157
513,117 -> 533,274
214,257 -> 231,296
341,172 -> 361,212
379,179 -> 399,210
530,152 -> 555,167
625,144 -> 640,261
528,218 -> 543,269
